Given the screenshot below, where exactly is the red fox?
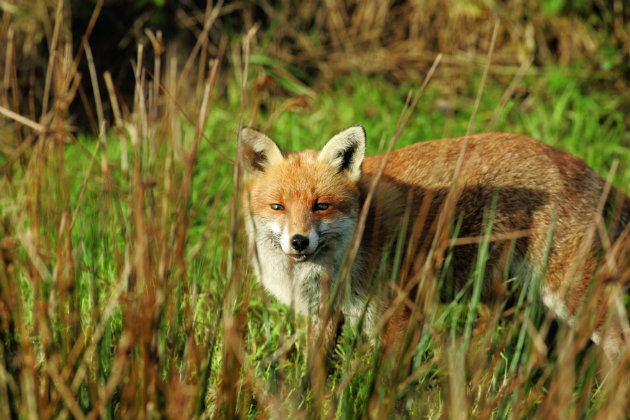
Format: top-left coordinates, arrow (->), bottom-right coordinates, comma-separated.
239,125 -> 630,362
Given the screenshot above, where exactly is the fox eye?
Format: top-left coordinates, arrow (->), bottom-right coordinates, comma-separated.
270,203 -> 285,211
314,202 -> 330,211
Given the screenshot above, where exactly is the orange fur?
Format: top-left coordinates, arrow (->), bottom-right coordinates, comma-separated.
240,126 -> 630,363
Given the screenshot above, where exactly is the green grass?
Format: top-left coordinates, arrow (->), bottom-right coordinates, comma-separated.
1,54 -> 629,419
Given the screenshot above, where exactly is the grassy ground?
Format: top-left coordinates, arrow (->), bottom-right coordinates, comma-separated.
1,6 -> 630,420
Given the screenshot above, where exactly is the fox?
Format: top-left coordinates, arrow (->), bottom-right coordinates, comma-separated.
239,125 -> 630,363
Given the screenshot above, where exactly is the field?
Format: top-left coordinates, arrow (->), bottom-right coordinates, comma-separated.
1,1 -> 629,419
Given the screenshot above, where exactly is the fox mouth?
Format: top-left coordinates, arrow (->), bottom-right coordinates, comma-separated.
285,241 -> 326,263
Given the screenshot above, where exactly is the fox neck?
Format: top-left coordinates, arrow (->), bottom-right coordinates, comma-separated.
246,211 -> 375,322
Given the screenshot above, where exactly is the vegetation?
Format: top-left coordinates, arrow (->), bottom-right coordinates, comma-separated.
0,1 -> 628,419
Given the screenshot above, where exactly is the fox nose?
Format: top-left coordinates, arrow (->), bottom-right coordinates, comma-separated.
291,234 -> 309,252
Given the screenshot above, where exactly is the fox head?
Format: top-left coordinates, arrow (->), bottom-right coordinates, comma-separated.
239,125 -> 366,263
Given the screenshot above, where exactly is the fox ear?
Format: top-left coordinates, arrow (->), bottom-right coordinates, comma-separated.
239,127 -> 284,176
318,125 -> 366,182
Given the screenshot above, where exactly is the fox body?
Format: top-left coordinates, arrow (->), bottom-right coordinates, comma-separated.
239,126 -> 630,360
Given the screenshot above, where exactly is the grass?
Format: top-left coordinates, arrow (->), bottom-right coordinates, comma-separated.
1,13 -> 630,420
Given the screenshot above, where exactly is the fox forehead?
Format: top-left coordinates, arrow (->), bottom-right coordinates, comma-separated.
248,150 -> 360,210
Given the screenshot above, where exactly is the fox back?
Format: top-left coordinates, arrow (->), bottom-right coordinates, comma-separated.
239,126 -> 630,361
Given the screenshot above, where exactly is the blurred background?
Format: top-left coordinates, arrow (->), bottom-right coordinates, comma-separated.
5,0 -> 630,132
